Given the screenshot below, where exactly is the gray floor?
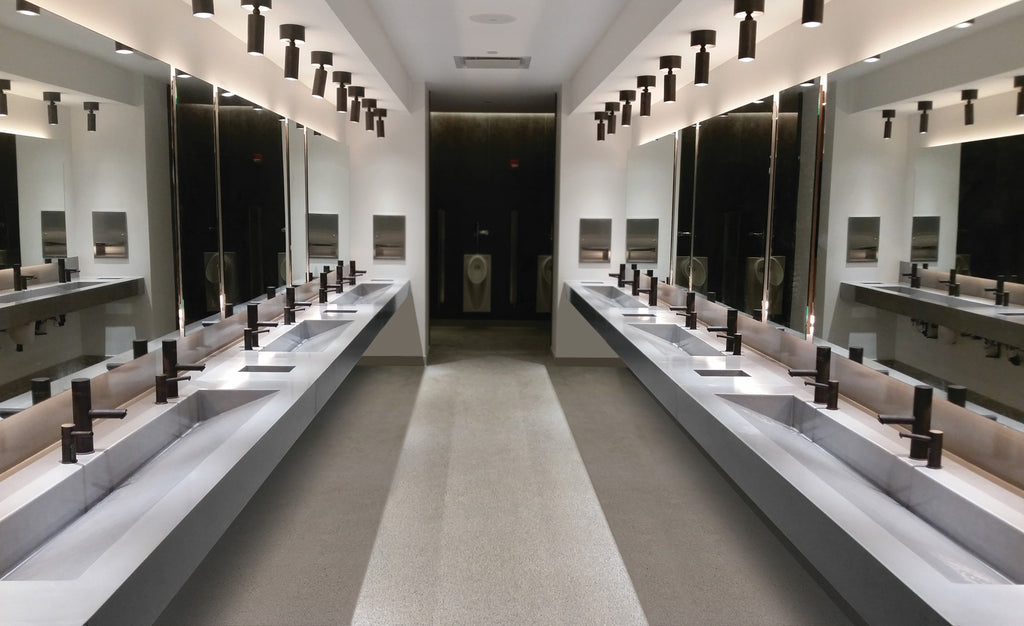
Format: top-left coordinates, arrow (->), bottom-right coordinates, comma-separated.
157,323 -> 856,625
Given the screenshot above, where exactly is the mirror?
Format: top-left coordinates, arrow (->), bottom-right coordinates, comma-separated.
957,136 -> 1024,279
579,218 -> 611,263
674,125 -> 699,288
0,132 -> 18,267
307,129 -> 349,272
625,134 -> 675,279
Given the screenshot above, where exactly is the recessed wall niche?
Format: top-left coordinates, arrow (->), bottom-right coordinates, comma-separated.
846,216 -> 880,263
308,213 -> 339,258
92,211 -> 128,259
373,214 -> 405,260
626,218 -> 658,263
579,218 -> 611,263
911,216 -> 940,262
40,211 -> 67,258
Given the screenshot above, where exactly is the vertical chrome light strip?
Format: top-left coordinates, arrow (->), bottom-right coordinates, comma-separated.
438,209 -> 446,304
763,91 -> 780,322
303,126 -> 310,282
510,210 -> 518,305
213,85 -> 226,318
168,67 -> 186,336
689,122 -> 701,292
668,129 -> 682,286
283,119 -> 293,286
806,77 -> 827,339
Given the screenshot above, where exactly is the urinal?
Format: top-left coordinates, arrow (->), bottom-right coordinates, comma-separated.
746,256 -> 785,314
536,255 -> 553,313
463,254 -> 491,312
676,256 -> 708,291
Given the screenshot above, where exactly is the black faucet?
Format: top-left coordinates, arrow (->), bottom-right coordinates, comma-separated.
335,261 -> 356,292
902,263 -> 921,288
938,269 -> 960,296
706,309 -> 738,352
789,345 -> 832,404
12,264 -> 22,291
848,346 -> 864,364
65,378 -> 128,456
284,286 -> 313,325
899,430 -> 944,469
878,385 -> 933,461
162,340 -> 205,396
349,259 -> 367,278
670,291 -> 699,330
246,303 -> 279,346
154,374 -> 191,404
805,379 -> 839,409
31,377 -> 51,404
621,268 -> 641,296
984,275 -> 1009,306
608,263 -> 627,289
637,275 -> 659,306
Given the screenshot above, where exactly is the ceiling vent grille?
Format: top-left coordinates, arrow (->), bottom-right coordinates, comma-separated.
454,56 -> 531,70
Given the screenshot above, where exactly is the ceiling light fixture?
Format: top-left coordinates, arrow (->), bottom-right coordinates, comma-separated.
802,0 -> 824,27
375,109 -> 387,138
659,55 -> 681,102
114,42 -> 134,55
363,98 -> 377,131
604,102 -> 620,134
619,90 -> 636,127
691,30 -> 716,86
1015,76 -> 1024,117
279,24 -> 305,80
882,109 -> 895,139
595,112 -> 607,141
333,71 -> 351,113
0,79 -> 10,117
799,79 -> 816,87
83,102 -> 99,132
175,69 -> 192,79
961,89 -> 978,126
15,1 -> 39,16
954,19 -> 974,29
242,0 -> 272,56
918,101 -> 932,134
348,86 -> 364,123
864,54 -> 881,63
637,75 -> 656,117
192,0 -> 214,18
310,51 -> 333,98
734,0 -> 764,62
43,91 -> 60,125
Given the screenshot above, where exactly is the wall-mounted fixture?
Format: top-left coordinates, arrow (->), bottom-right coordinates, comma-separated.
363,98 -> 377,131
637,75 -> 655,117
15,1 -> 39,16
92,211 -> 128,258
911,216 -> 940,262
332,71 -> 351,113
375,109 -> 386,138
114,41 -> 133,55
882,109 -> 895,139
604,102 -> 619,133
917,100 -> 932,134
864,54 -> 881,63
691,30 -> 716,86
279,24 -> 305,80
846,216 -> 880,262
41,210 -> 67,258
373,215 -> 405,259
619,90 -> 635,127
310,51 -> 332,98
307,213 -> 338,258
802,0 -> 824,27
962,89 -> 977,126
42,91 -> 60,125
594,112 -> 607,141
579,218 -> 611,262
659,55 -> 681,102
1015,76 -> 1024,117
83,102 -> 99,132
242,1 -> 272,56
0,79 -> 9,117
348,86 -> 364,122
626,218 -> 659,263
955,19 -> 975,29
734,0 -> 765,62
192,0 -> 214,18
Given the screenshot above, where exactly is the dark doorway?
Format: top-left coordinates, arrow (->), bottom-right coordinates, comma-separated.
429,111 -> 556,320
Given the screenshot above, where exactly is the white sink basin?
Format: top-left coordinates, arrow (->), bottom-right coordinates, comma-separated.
261,320 -> 351,352
719,394 -> 1023,584
629,323 -> 722,357
583,285 -> 645,308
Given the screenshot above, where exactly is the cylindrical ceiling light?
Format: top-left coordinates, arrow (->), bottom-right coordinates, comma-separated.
242,0 -> 272,56
691,30 -> 716,86
310,51 -> 333,98
192,0 -> 215,18
333,71 -> 351,113
83,102 -> 99,132
882,109 -> 895,139
918,101 -> 933,134
659,55 -> 681,102
43,91 -> 60,125
16,1 -> 40,16
114,42 -> 134,55
0,79 -> 10,118
605,102 -> 620,134
801,0 -> 824,28
637,75 -> 656,117
375,109 -> 387,138
348,86 -> 364,123
619,90 -> 636,127
1016,76 -> 1024,117
961,89 -> 978,126
279,24 -> 305,80
595,112 -> 607,141
363,98 -> 377,131
734,0 -> 764,62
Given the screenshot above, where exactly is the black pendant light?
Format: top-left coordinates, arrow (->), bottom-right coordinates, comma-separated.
882,109 -> 895,139
1016,76 -> 1024,117
605,102 -> 620,134
83,102 -> 99,132
637,75 -> 656,117
279,24 -> 305,80
348,86 -> 364,123
659,56 -> 681,102
192,0 -> 215,18
242,1 -> 272,56
114,42 -> 134,55
43,91 -> 60,125
310,51 -> 333,98
619,90 -> 635,127
734,0 -> 764,62
363,98 -> 377,131
0,79 -> 10,118
691,30 -> 716,87
16,1 -> 40,16
917,101 -> 932,134
333,71 -> 351,113
375,109 -> 387,138
961,89 -> 977,126
595,112 -> 607,141
801,0 -> 824,28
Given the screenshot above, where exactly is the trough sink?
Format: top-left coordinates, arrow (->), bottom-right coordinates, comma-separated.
333,282 -> 390,305
629,323 -> 722,357
0,282 -> 105,304
261,320 -> 351,353
583,285 -> 645,308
